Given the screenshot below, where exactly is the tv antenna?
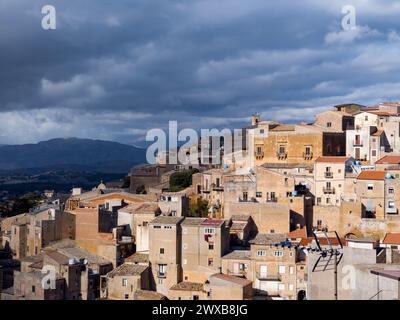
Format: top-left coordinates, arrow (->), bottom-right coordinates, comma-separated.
300,230 -> 343,300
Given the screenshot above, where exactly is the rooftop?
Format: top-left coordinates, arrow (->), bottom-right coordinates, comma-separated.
375,155 -> 400,165
170,282 -> 204,291
222,250 -> 251,260
357,170 -> 387,181
134,290 -> 167,300
231,222 -> 247,231
125,252 -> 149,264
107,263 -> 148,277
371,269 -> 400,281
231,215 -> 250,222
315,156 -> 350,163
201,219 -> 225,227
287,227 -> 307,239
150,216 -> 184,225
181,217 -> 207,226
209,273 -> 252,287
249,233 -> 287,245
382,233 -> 400,245
45,250 -> 70,265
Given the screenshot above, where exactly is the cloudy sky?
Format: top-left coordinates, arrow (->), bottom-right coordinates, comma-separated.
1,0 -> 400,146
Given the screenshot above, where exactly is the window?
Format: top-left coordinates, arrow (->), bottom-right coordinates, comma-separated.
242,192 -> 248,202
279,265 -> 286,274
158,264 -> 166,277
216,178 -> 220,187
305,146 -> 311,155
164,226 -> 172,229
208,242 -> 214,250
326,198 -> 330,204
388,201 -> 395,209
278,145 -> 286,154
365,115 -> 368,121
317,197 -> 321,204
122,279 -> 128,287
289,266 -> 295,274
256,250 -> 266,257
367,184 -> 374,191
208,258 -> 214,266
389,187 -> 395,194
289,284 -> 294,291
256,192 -> 262,198
278,284 -> 285,291
274,251 -> 284,257
372,150 -> 377,157
154,225 -> 161,229
239,263 -> 247,271
158,278 -> 163,285
193,295 -> 199,300
260,129 -> 265,134
171,211 -> 177,216
32,286 -> 36,293
160,248 -> 165,254
327,122 -> 332,128
317,220 -> 322,226
204,228 -> 215,234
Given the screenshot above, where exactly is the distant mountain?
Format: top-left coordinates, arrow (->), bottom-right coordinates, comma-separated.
0,138 -> 147,173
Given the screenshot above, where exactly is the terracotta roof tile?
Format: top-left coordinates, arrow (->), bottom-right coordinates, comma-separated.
288,227 -> 307,238
382,233 -> 400,245
357,170 -> 387,180
315,156 -> 350,163
375,155 -> 400,165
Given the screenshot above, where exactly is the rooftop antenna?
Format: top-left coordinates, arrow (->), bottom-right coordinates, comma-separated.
300,230 -> 343,300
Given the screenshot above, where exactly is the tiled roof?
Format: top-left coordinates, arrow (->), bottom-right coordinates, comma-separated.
210,273 -> 252,287
382,233 -> 400,245
119,202 -> 160,214
357,170 -> 387,180
107,263 -> 148,277
249,233 -> 287,245
125,253 -> 149,264
134,290 -> 167,300
222,250 -> 251,260
150,216 -> 184,225
45,250 -> 70,265
288,227 -> 307,238
375,155 -> 400,164
368,111 -> 391,117
181,218 -> 207,226
269,124 -> 295,132
201,219 -> 225,227
231,222 -> 247,231
170,282 -> 204,291
315,156 -> 350,163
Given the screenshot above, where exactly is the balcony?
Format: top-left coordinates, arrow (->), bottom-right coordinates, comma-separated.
211,183 -> 224,191
227,270 -> 247,278
255,151 -> 264,159
277,152 -> 287,160
256,273 -> 282,281
386,207 -> 398,214
303,152 -> 313,160
353,140 -> 363,147
266,198 -> 278,203
323,187 -> 335,194
324,172 -> 333,179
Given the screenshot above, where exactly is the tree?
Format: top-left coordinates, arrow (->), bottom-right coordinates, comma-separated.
189,198 -> 209,218
169,168 -> 199,192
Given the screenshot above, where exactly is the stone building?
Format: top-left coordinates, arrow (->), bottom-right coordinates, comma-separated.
181,218 -> 230,283
101,263 -> 150,300
149,216 -> 184,296
205,273 -> 253,300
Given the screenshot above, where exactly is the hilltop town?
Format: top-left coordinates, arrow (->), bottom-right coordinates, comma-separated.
2,102 -> 400,300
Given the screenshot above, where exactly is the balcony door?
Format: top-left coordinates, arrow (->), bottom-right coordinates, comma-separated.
355,147 -> 360,160
260,265 -> 268,278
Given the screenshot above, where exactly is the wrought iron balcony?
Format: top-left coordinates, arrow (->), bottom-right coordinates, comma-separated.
324,172 -> 333,178
323,187 -> 335,194
303,152 -> 313,160
353,140 -> 363,147
277,152 -> 287,159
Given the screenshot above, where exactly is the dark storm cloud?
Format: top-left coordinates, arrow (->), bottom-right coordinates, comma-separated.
1,0 -> 400,145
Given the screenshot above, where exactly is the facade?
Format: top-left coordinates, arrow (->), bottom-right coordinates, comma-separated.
181,218 -> 230,283
149,216 -> 184,296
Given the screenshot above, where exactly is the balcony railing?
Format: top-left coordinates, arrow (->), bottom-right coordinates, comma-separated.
324,172 -> 333,178
255,151 -> 264,159
353,140 -> 363,147
227,270 -> 247,278
276,152 -> 287,159
303,152 -> 313,160
266,198 -> 278,203
158,272 -> 167,279
323,187 -> 335,194
256,273 -> 282,281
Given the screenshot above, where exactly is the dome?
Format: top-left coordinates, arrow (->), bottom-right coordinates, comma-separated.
97,180 -> 107,190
